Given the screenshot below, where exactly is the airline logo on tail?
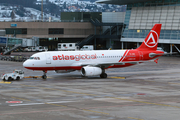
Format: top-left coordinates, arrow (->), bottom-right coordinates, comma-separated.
137,24 -> 161,51
144,30 -> 158,48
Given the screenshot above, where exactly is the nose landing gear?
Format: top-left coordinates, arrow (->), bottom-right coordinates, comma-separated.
42,70 -> 47,79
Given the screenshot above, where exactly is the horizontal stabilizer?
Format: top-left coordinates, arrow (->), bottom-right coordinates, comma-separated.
149,52 -> 177,57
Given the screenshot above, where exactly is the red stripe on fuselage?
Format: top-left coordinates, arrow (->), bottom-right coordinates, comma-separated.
119,50 -> 129,62
25,63 -> 136,71
25,66 -> 83,71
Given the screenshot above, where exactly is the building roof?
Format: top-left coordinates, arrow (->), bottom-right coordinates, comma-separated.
96,0 -> 155,5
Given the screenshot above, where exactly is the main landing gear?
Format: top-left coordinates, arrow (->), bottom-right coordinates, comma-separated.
100,68 -> 107,78
42,70 -> 47,79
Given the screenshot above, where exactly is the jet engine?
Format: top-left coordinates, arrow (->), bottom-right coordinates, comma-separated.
55,70 -> 75,73
81,66 -> 102,76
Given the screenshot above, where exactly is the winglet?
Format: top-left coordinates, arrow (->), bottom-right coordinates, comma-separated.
137,24 -> 162,51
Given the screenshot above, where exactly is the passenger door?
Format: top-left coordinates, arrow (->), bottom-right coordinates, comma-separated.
45,53 -> 51,64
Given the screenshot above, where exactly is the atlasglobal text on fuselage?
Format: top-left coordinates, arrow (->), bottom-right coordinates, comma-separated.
53,54 -> 97,61
23,24 -> 164,79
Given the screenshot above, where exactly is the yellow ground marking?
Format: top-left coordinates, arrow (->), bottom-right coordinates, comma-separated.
21,84 -> 180,109
128,117 -> 144,120
45,103 -> 67,108
143,80 -> 156,82
82,109 -> 109,115
24,76 -> 51,79
168,82 -> 180,85
0,81 -> 11,84
11,97 -> 31,101
109,77 -> 126,79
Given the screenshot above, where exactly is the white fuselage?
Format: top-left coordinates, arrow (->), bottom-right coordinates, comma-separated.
23,49 -> 141,71
23,24 -> 164,78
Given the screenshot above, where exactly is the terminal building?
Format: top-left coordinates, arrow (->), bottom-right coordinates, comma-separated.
97,0 -> 180,52
1,0 -> 180,53
0,12 -> 125,51
0,21 -> 96,51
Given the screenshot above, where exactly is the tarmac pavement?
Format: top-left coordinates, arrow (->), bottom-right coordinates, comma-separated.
0,56 -> 180,120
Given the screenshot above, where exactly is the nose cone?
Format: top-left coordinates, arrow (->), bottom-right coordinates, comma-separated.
23,60 -> 28,68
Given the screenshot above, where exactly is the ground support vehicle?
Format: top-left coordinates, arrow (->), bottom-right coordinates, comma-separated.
1,70 -> 24,81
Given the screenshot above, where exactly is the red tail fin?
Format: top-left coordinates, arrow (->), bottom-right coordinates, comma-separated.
137,24 -> 162,51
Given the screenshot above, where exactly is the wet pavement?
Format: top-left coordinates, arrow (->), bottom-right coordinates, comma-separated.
0,56 -> 180,120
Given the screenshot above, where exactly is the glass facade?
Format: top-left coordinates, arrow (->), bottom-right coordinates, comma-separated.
123,0 -> 180,40
49,28 -> 64,34
61,12 -> 102,22
6,28 -> 27,35
8,38 -> 22,46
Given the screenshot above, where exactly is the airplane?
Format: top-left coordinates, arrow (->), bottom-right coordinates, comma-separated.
23,24 -> 164,79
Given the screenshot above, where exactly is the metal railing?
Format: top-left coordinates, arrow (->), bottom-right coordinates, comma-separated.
3,44 -> 22,55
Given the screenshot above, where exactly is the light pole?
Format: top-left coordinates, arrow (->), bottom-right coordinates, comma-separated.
41,0 -> 43,21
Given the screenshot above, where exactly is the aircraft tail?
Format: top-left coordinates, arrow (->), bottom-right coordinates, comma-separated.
137,24 -> 162,51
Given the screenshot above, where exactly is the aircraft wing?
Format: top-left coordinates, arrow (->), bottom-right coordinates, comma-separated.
80,61 -> 140,68
79,58 -> 163,68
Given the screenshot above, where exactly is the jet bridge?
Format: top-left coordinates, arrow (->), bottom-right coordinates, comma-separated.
0,37 -> 39,55
3,44 -> 22,55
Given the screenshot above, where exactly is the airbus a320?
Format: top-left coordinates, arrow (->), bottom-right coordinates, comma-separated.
23,24 -> 164,79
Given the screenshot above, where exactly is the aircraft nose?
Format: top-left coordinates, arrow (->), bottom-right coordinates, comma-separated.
23,61 -> 28,67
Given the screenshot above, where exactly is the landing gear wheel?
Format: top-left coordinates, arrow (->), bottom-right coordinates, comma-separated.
42,75 -> 47,79
100,73 -> 107,78
42,70 -> 47,79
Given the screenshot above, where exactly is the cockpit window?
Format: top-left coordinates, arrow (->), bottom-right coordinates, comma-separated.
29,57 -> 40,60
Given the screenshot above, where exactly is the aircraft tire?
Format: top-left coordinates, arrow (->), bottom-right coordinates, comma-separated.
100,73 -> 107,78
42,75 -> 47,79
16,76 -> 20,80
8,77 -> 12,81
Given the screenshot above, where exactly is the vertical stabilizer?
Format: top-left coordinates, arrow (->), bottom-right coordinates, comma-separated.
137,24 -> 162,51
